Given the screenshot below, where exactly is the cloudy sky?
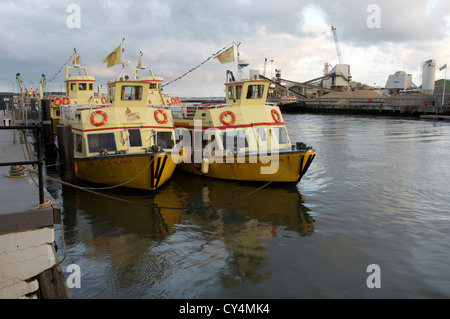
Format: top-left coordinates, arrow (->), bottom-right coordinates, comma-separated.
1,0 -> 449,97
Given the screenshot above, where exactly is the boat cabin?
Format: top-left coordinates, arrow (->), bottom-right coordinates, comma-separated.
171,74 -> 293,162
65,65 -> 97,101
224,79 -> 270,107
108,68 -> 166,107
61,69 -> 175,159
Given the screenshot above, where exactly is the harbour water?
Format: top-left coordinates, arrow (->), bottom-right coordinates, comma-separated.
45,114 -> 450,299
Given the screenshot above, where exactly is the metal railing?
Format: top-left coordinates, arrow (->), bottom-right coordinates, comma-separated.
0,123 -> 44,204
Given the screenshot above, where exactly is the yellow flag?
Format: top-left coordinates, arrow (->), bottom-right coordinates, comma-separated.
103,45 -> 121,68
215,46 -> 234,64
136,51 -> 143,69
72,55 -> 80,65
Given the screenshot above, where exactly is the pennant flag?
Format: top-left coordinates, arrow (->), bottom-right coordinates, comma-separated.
215,45 -> 234,64
72,55 -> 80,65
72,48 -> 80,65
136,51 -> 143,69
439,63 -> 447,71
103,45 -> 121,68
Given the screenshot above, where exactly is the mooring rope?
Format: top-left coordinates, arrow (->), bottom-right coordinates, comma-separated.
24,153 -> 304,211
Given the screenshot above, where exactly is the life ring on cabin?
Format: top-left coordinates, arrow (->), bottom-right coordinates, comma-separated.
101,97 -> 108,104
271,109 -> 281,123
220,110 -> 236,126
171,97 -> 177,104
154,109 -> 168,124
53,98 -> 62,106
90,110 -> 108,127
62,97 -> 70,105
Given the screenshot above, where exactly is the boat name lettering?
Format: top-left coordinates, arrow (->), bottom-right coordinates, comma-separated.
88,159 -> 134,166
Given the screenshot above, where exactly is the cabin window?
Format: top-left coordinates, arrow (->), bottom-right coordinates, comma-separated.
156,131 -> 174,149
149,83 -> 157,90
70,83 -> 77,91
227,86 -> 234,100
121,85 -> 143,101
128,129 -> 142,147
236,85 -> 242,100
271,127 -> 289,144
74,133 -> 83,153
87,133 -> 117,153
246,84 -> 264,99
78,83 -> 87,90
221,129 -> 249,150
108,85 -> 115,103
89,83 -> 93,90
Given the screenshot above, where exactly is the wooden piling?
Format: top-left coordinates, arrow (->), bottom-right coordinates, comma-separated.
37,263 -> 70,299
41,99 -> 57,160
57,125 -> 75,183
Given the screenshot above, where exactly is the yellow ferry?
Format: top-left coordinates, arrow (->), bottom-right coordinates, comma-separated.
169,48 -> 315,184
48,49 -> 107,130
59,56 -> 178,190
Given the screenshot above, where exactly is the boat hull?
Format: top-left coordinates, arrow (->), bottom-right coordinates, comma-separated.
74,152 -> 177,190
178,149 -> 315,183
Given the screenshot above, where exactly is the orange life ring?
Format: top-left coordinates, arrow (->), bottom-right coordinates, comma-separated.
271,109 -> 281,122
101,97 -> 108,104
62,97 -> 70,105
54,98 -> 62,106
154,109 -> 168,124
90,110 -> 108,126
220,110 -> 236,126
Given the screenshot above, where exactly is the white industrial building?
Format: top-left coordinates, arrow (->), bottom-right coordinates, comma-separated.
384,71 -> 413,93
383,59 -> 437,95
322,64 -> 351,90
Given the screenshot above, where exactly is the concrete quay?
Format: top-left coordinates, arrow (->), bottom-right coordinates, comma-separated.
0,113 -> 69,299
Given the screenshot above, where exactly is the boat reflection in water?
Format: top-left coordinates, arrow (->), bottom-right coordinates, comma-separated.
57,170 -> 314,295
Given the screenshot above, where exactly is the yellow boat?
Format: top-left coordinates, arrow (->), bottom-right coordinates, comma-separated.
170,47 -> 315,184
48,49 -> 108,130
60,55 -> 178,190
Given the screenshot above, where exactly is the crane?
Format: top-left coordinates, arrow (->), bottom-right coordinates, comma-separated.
331,26 -> 344,64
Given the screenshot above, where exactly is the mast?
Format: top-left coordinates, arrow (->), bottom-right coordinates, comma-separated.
236,42 -> 240,81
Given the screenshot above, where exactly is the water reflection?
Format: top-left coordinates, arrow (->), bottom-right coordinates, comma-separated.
50,169 -> 313,295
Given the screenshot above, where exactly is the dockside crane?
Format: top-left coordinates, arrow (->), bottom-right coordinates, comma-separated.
331,26 -> 344,64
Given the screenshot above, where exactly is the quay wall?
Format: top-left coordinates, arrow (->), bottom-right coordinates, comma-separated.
302,94 -> 445,116
0,110 -> 69,299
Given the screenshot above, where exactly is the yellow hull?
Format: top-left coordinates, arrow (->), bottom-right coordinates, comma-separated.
178,149 -> 315,183
75,153 -> 177,190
